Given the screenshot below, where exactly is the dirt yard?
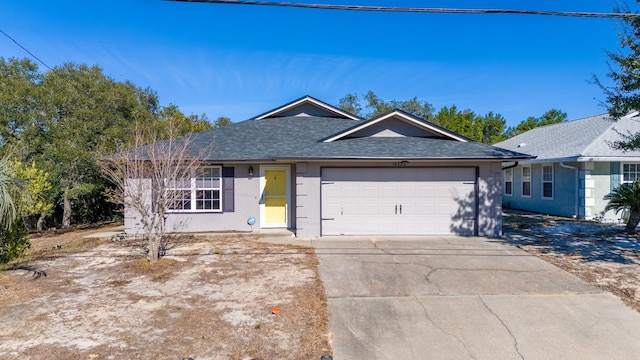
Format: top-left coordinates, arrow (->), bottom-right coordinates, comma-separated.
502,210 -> 640,313
0,226 -> 331,359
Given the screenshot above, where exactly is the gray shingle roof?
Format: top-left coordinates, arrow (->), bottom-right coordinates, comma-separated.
494,113 -> 640,161
186,116 -> 531,161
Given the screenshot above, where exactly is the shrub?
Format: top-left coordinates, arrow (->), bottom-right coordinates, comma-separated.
0,220 -> 30,263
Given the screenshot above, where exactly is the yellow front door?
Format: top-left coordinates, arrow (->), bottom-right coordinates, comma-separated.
264,169 -> 287,225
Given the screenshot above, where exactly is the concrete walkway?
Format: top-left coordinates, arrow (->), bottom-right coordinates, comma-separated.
311,236 -> 640,359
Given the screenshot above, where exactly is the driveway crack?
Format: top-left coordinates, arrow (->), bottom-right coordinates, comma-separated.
415,296 -> 477,360
479,295 -> 525,359
424,268 -> 444,295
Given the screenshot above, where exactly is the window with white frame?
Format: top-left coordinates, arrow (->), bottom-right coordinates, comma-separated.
168,166 -> 222,211
542,165 -> 553,199
504,168 -> 513,196
622,163 -> 640,184
522,166 -> 531,197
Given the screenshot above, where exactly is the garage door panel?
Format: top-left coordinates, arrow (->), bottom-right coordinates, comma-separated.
321,168 -> 477,236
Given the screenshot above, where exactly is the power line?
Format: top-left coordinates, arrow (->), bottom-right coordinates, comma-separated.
166,0 -> 639,19
0,28 -> 53,71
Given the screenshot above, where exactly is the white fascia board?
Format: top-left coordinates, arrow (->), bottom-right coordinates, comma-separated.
577,156 -> 640,162
254,96 -> 361,121
518,156 -> 640,163
323,111 -> 468,143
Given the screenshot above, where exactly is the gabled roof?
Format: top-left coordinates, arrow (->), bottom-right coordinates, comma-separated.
135,97 -> 532,162
186,115 -> 530,162
252,95 -> 362,121
494,112 -> 640,162
322,109 -> 469,143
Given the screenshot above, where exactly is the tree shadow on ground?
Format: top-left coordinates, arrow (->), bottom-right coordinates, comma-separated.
498,210 -> 640,264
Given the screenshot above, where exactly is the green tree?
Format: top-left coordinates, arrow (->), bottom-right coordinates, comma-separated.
0,58 -> 43,146
214,116 -> 232,128
506,109 -> 567,138
595,2 -> 640,121
605,181 -> 640,233
594,2 -> 640,149
480,112 -> 507,144
434,106 -> 483,141
10,161 -> 53,231
338,93 -> 362,116
0,58 -> 216,228
36,63 -> 150,228
338,91 -> 434,120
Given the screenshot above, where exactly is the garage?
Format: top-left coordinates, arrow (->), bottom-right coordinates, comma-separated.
321,167 -> 477,236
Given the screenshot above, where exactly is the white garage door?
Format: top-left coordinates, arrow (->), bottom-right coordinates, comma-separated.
321,168 -> 476,236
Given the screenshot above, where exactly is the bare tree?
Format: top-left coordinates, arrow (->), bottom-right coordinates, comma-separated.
99,125 -> 208,262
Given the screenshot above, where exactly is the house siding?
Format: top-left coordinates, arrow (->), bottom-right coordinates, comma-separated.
124,164 -> 268,234
503,163 -> 576,218
125,161 -> 504,238
501,161 -> 626,222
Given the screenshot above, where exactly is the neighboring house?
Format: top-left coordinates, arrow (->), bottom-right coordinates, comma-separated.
125,96 -> 530,237
494,112 -> 640,221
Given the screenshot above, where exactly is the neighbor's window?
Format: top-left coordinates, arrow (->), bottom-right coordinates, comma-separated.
504,168 -> 513,196
622,163 -> 640,184
522,166 -> 531,197
542,165 -> 553,199
168,166 -> 222,211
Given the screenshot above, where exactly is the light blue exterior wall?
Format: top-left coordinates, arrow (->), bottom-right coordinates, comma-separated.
502,161 -> 626,222
503,162 -> 577,218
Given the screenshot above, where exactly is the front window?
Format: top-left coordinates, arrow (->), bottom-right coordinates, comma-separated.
504,168 -> 513,196
623,163 -> 640,184
522,166 -> 531,197
542,165 -> 553,199
168,166 -> 222,212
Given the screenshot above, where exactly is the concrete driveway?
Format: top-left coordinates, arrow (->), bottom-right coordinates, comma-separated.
311,236 -> 640,359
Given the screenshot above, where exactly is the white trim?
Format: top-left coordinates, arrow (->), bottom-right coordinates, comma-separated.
254,96 -> 361,121
541,163 -> 554,200
166,166 -> 223,213
514,156 -> 640,164
259,165 -> 291,228
621,162 -> 640,184
503,167 -> 513,196
323,111 -> 469,143
521,165 -> 532,198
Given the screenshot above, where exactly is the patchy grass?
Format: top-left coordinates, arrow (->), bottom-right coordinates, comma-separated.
0,226 -> 331,359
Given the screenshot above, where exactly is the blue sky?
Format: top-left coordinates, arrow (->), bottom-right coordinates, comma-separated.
0,0 -> 634,127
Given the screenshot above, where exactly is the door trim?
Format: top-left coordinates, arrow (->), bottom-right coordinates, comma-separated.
260,165 -> 291,228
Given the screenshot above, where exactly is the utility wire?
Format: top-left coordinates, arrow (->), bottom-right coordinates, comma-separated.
167,0 -> 639,19
0,27 -> 53,71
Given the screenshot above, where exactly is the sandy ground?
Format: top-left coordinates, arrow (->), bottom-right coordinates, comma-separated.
502,211 -> 640,312
0,227 -> 331,359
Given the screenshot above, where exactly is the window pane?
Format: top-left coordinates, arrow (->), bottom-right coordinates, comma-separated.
195,178 -> 220,189
523,182 -> 531,196
195,190 -> 220,210
505,182 -> 512,195
522,167 -> 531,180
169,190 -> 191,210
543,166 -> 552,181
543,182 -> 553,198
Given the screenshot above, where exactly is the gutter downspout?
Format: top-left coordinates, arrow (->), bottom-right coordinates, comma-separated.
560,162 -> 579,218
502,161 -> 519,170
